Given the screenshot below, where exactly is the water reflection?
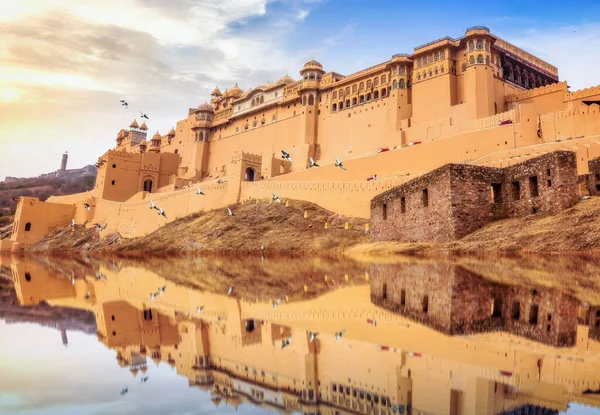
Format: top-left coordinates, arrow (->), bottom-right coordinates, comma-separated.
1,254 -> 600,415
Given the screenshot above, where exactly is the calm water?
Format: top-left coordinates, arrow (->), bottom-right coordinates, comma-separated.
1,254 -> 599,415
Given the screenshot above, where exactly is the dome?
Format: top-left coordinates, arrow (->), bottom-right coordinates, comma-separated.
303,59 -> 323,69
278,75 -> 295,84
222,89 -> 230,98
211,86 -> 222,96
130,368 -> 139,377
197,102 -> 214,113
129,119 -> 139,129
139,122 -> 148,131
152,131 -> 161,140
168,127 -> 176,137
228,83 -> 243,98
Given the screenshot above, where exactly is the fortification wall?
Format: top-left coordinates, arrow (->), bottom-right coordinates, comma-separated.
505,82 -> 568,115
240,177 -> 409,218
47,190 -> 94,204
540,104 -> 600,143
11,197 -> 75,245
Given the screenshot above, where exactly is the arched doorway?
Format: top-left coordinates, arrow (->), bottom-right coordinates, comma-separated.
245,320 -> 256,332
143,179 -> 153,193
245,168 -> 255,182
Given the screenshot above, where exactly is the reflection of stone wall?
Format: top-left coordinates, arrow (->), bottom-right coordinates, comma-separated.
371,151 -> 579,242
589,307 -> 600,341
370,262 -> 580,347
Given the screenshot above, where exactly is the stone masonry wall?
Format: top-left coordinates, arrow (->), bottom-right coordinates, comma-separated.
370,261 -> 580,347
371,151 -> 579,243
369,166 -> 455,243
585,157 -> 600,196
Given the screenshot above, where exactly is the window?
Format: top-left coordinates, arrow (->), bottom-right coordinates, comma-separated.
441,66 -> 445,73
382,283 -> 387,300
366,93 -> 371,101
24,222 -> 31,232
374,78 -> 379,87
422,189 -> 429,207
392,80 -> 397,89
476,40 -> 483,50
399,79 -> 405,88
422,295 -> 429,313
529,304 -> 539,325
261,118 -> 266,126
434,52 -> 439,62
252,120 -> 257,128
352,97 -> 357,106
25,272 -> 31,282
381,75 -> 386,84
382,203 -> 387,220
511,302 -> 521,320
112,163 -> 116,168
381,88 -> 387,97
547,180 -> 552,187
400,289 -> 406,306
374,91 -> 379,100
332,103 -> 337,112
529,176 -> 539,197
143,309 -> 153,321
339,101 -> 343,109
359,95 -> 364,104
434,68 -> 438,75
417,74 -> 421,80
400,197 -> 406,213
260,95 -> 264,103
440,50 -> 445,59
416,59 -> 421,68
367,80 -> 372,89
308,95 -> 314,105
428,55 -> 433,64
462,63 -> 467,72
235,126 -> 239,133
345,99 -> 350,107
547,169 -> 551,176
345,87 -> 350,95
302,96 -> 307,106
333,91 -> 337,99
469,56 -> 475,65
511,181 -> 520,200
352,84 -> 357,93
491,183 -> 502,203
111,180 -> 115,185
359,82 -> 364,92
492,298 -> 502,318
477,54 -> 483,64
272,114 -> 277,122
485,55 -> 490,65
244,123 -> 249,131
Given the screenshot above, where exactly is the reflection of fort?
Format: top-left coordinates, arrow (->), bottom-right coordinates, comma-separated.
6,257 -> 600,415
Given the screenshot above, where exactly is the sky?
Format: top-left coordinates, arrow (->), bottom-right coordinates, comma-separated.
1,0 -> 600,180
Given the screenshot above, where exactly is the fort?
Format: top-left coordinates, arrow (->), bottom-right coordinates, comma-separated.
6,25 -> 600,250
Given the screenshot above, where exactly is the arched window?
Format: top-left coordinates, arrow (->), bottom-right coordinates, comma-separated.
25,222 -> 31,232
359,82 -> 364,92
469,56 -> 475,65
352,97 -> 357,106
302,95 -> 307,106
332,103 -> 337,112
440,66 -> 445,74
416,59 -> 421,68
392,79 -> 397,89
244,123 -> 249,131
374,90 -> 379,100
309,73 -> 315,80
462,63 -> 467,72
440,50 -> 445,59
199,131 -> 204,141
476,40 -> 483,50
367,80 -> 372,89
236,126 -> 239,133
374,78 -> 379,87
422,71 -> 426,79
359,95 -> 364,104
468,40 -> 474,51
381,75 -> 386,84
434,52 -> 439,62
143,179 -> 153,193
477,54 -> 483,64
485,40 -> 490,51
252,120 -> 257,128
260,96 -> 264,103
251,98 -> 255,106
352,84 -> 357,93
485,55 -> 490,65
333,91 -> 337,99
339,101 -> 343,109
399,66 -> 406,75
434,68 -> 438,75
428,55 -> 433,64
381,88 -> 387,97
261,118 -> 266,125
345,87 -> 350,95
272,114 -> 277,122
308,95 -> 314,105
418,73 -> 421,80
345,99 -> 350,107
428,70 -> 432,77
245,168 -> 256,182
399,79 -> 405,88
339,89 -> 344,98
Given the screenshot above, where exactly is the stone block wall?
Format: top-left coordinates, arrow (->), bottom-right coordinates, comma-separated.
585,157 -> 600,196
370,261 -> 580,347
369,166 -> 456,243
589,306 -> 600,341
371,151 -> 579,243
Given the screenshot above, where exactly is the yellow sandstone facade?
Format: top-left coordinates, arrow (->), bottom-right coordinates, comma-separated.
7,26 -> 600,249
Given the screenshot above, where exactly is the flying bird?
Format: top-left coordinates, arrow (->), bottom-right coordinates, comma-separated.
150,292 -> 157,302
94,223 -> 106,231
84,292 -> 91,299
196,186 -> 205,195
83,203 -> 91,211
140,111 -> 149,120
217,179 -> 227,184
95,271 -> 106,281
308,157 -> 319,168
335,329 -> 346,342
120,100 -> 128,108
272,299 -> 281,309
149,199 -> 158,210
141,376 -> 149,383
71,276 -> 75,285
272,192 -> 281,203
227,207 -> 235,217
71,218 -> 76,227
227,286 -> 233,296
281,336 -> 292,349
308,331 -> 318,343
281,150 -> 292,163
120,387 -> 128,396
196,306 -> 205,314
158,285 -> 167,296
335,156 -> 346,171
157,206 -> 167,218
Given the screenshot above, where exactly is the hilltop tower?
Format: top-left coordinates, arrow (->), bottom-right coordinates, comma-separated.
299,60 -> 325,163
60,151 -> 68,171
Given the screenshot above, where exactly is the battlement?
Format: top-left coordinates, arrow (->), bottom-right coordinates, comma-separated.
505,81 -> 567,102
565,84 -> 600,101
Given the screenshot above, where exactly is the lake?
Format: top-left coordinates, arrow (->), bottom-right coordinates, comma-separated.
0,254 -> 599,415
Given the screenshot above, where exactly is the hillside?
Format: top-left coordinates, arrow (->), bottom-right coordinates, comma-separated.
27,199 -> 370,254
0,165 -> 97,239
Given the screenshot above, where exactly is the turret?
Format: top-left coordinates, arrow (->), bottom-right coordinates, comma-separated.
463,26 -> 496,119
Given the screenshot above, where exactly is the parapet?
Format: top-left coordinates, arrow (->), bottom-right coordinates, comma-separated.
505,81 -> 567,102
565,84 -> 600,101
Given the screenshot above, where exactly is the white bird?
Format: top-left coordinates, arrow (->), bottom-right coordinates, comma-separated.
272,192 -> 281,203
196,186 -> 205,195
158,285 -> 167,296
149,199 -> 158,210
120,100 -> 128,108
157,206 -> 167,218
95,271 -> 106,281
217,179 -> 226,184
141,376 -> 149,383
84,292 -> 91,299
71,218 -> 76,227
227,286 -> 233,296
196,306 -> 204,314
94,223 -> 106,231
273,299 -> 281,309
83,203 -> 91,211
281,336 -> 292,349
335,156 -> 346,171
140,111 -> 149,120
120,387 -> 128,395
335,329 -> 346,342
150,292 -> 156,302
71,276 -> 75,285
308,331 -> 319,343
227,207 -> 235,217
281,150 -> 292,163
309,157 -> 319,168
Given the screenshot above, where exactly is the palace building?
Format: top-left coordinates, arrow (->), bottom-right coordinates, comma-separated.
5,25 -> 600,250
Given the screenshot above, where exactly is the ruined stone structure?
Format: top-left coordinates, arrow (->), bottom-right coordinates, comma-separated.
369,262 -> 580,347
4,255 -> 599,415
7,25 -> 600,250
370,151 -> 579,242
